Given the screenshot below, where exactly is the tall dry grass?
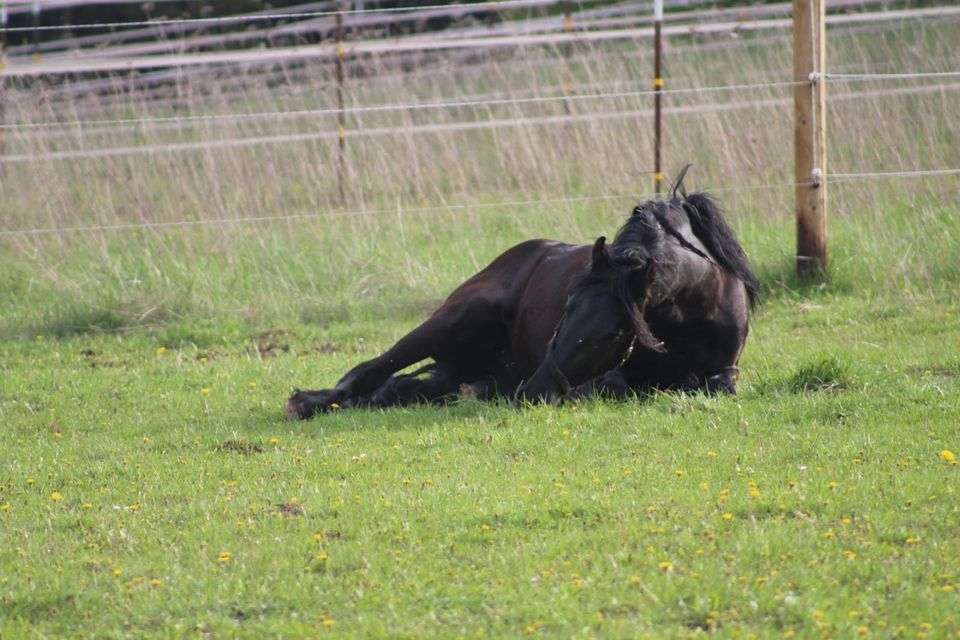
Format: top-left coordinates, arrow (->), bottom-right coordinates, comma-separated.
0,15 -> 957,337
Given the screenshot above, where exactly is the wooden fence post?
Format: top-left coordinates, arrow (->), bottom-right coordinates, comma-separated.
793,0 -> 827,276
561,0 -> 574,112
653,0 -> 663,194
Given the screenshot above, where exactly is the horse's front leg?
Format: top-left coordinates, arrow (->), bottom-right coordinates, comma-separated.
284,314 -> 459,420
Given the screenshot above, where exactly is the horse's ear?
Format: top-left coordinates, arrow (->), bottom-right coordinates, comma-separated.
670,163 -> 693,201
591,236 -> 610,271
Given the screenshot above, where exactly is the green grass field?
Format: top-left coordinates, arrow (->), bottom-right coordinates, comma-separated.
2,13 -> 960,638
2,199 -> 959,637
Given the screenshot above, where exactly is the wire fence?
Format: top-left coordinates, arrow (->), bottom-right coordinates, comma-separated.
1,168 -> 956,238
1,75 -> 955,162
4,4 -> 959,77
0,2 -> 957,242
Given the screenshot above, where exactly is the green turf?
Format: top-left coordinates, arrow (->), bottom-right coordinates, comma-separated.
2,235 -> 959,637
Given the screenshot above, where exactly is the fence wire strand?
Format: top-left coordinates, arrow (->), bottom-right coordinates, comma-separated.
1,169 -> 956,238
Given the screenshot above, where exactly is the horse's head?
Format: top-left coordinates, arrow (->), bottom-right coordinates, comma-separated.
519,236 -> 665,404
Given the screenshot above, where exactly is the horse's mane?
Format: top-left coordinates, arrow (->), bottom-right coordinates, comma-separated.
610,192 -> 760,309
681,192 -> 760,309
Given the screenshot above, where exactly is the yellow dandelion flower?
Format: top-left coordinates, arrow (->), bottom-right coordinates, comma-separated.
81,502 -> 92,509
630,575 -> 642,585
939,450 -> 956,464
0,504 -> 11,512
113,568 -> 122,577
50,491 -> 63,502
150,578 -> 162,587
722,512 -> 734,521
269,437 -> 280,445
480,524 -> 491,532
200,387 -> 211,395
316,553 -> 328,562
844,550 -> 856,560
658,561 -> 673,572
675,469 -> 685,478
26,478 -> 35,485
156,347 -> 166,356
329,403 -> 340,410
827,481 -> 839,490
217,552 -> 231,564
248,381 -> 257,388
322,618 -> 334,627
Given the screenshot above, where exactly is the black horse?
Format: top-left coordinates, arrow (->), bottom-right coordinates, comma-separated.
285,180 -> 759,419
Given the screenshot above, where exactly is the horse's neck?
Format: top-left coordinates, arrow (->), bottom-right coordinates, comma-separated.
651,236 -> 720,308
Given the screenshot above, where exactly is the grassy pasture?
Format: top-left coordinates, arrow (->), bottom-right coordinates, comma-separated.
2,203 -> 960,638
1,14 -> 960,639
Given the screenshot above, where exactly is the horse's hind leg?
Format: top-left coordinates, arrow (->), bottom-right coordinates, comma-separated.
344,364 -> 461,408
286,306 -> 489,419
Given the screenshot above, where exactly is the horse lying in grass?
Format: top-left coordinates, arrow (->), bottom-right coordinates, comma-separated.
285,182 -> 759,420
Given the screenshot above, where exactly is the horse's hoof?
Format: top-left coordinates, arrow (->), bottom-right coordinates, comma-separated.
705,372 -> 737,395
283,398 -> 305,421
284,389 -> 342,420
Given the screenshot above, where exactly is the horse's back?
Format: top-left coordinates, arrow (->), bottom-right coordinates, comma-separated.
436,238 -> 574,313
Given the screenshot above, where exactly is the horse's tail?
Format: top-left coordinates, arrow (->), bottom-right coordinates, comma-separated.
682,192 -> 760,309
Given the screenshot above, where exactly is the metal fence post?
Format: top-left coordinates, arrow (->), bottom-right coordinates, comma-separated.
335,3 -> 346,206
653,0 -> 663,194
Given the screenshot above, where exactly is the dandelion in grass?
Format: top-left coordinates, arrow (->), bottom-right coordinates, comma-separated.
658,561 -> 674,572
113,568 -> 122,577
0,504 -> 11,512
200,387 -> 211,395
50,491 -> 63,502
844,550 -> 857,560
827,481 -> 839,490
940,449 -> 956,464
150,578 -> 162,587
81,502 -> 92,510
269,437 -> 280,445
675,469 -> 685,479
217,552 -> 232,565
722,512 -> 734,521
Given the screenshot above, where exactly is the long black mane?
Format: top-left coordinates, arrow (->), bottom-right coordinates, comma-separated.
682,192 -> 760,308
610,192 -> 760,309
